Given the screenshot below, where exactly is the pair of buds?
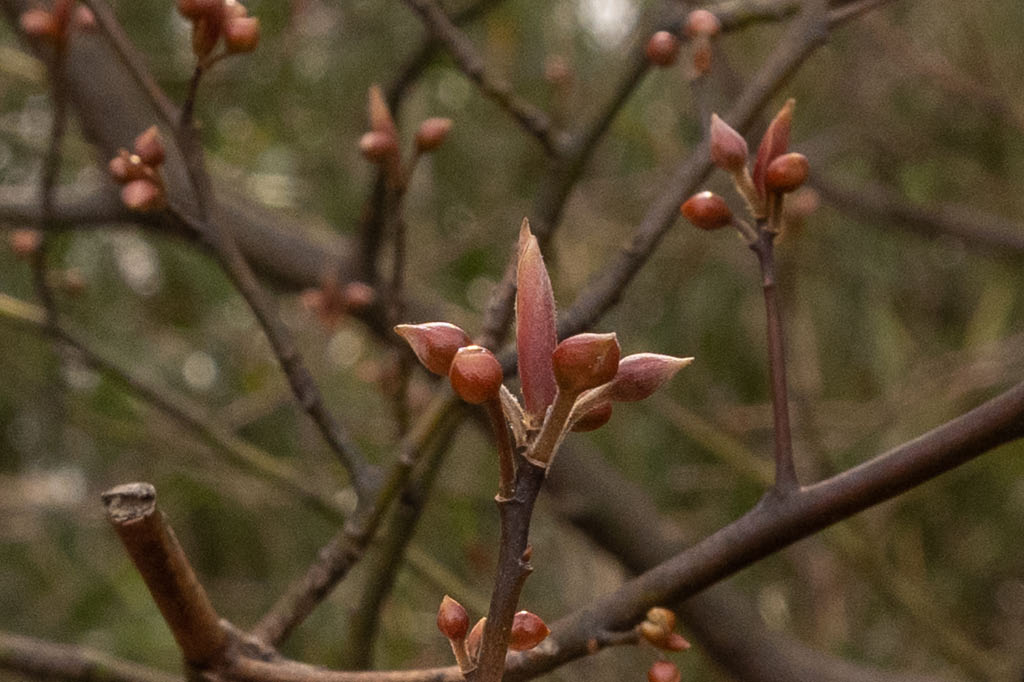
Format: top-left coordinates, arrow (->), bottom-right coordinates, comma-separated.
359,85 -> 453,175
177,0 -> 260,61
640,608 -> 690,682
437,595 -> 550,673
645,9 -> 721,75
19,0 -> 94,46
109,126 -> 167,213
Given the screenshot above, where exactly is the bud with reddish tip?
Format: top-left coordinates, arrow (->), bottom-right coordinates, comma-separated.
605,353 -> 693,402
515,219 -> 558,420
415,117 -> 453,152
19,8 -> 57,40
394,322 -> 471,376
342,282 -> 376,311
645,31 -> 680,67
763,152 -> 808,194
466,617 -> 486,660
437,595 -> 470,641
133,126 -> 165,167
359,131 -> 397,163
449,345 -> 503,405
121,179 -> 164,212
681,191 -> 732,231
709,113 -> 748,173
552,333 -> 620,394
225,16 -> 260,53
570,401 -> 612,432
685,8 -> 721,37
508,611 -> 550,651
752,98 -> 795,200
648,660 -> 681,682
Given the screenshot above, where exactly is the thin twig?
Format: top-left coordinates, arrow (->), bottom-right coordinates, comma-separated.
0,630 -> 182,682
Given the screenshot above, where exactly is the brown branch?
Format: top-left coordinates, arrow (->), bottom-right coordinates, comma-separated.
0,182 -> 152,228
0,630 -> 182,682
101,482 -> 227,669
226,657 -> 460,682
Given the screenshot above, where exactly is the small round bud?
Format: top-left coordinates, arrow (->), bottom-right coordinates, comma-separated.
120,179 -> 164,212
645,31 -> 680,67
73,5 -> 96,31
709,113 -> 748,173
508,611 -> 550,652
681,191 -> 732,230
685,8 -> 721,37
8,229 -> 42,259
394,322 -> 471,376
552,333 -> 621,394
224,16 -> 260,53
359,130 -> 398,163
449,345 -> 503,404
223,0 -> 248,20
19,8 -> 57,40
605,354 -> 693,402
436,595 -> 470,641
415,117 -> 453,152
647,660 -> 681,682
133,126 -> 165,167
571,401 -> 612,432
763,152 -> 809,194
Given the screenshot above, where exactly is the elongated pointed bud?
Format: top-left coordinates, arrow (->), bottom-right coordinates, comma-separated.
508,611 -> 550,651
224,16 -> 260,53
645,31 -> 680,67
394,322 -> 471,376
709,113 -> 748,173
752,98 -> 795,199
466,617 -> 486,660
648,661 -> 681,682
449,345 -> 503,404
763,152 -> 809,194
515,219 -> 558,419
415,117 -> 453,152
552,333 -> 620,394
133,126 -> 165,167
605,354 -> 693,402
437,595 -> 470,641
681,191 -> 732,230
571,401 -> 612,432
368,84 -> 397,138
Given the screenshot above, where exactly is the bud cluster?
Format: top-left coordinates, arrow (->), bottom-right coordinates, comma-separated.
176,0 -> 260,61
19,0 -> 93,46
436,595 -> 549,672
638,607 -> 691,652
109,126 -> 167,213
359,85 -> 453,177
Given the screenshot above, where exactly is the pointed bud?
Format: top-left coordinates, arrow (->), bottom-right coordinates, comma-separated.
709,113 -> 748,173
648,661 -> 681,682
508,611 -> 550,652
681,191 -> 732,230
752,98 -> 795,199
466,618 -> 486,660
515,219 -> 558,419
763,152 -> 809,194
437,595 -> 470,641
367,84 -> 397,138
120,179 -> 164,212
415,117 -> 453,152
359,130 -> 398,163
133,126 -> 165,167
685,9 -> 721,37
645,31 -> 680,67
646,607 -> 676,632
664,632 -> 691,651
605,354 -> 693,402
225,16 -> 260,52
449,345 -> 503,405
394,322 -> 471,376
552,333 -> 620,394
19,9 -> 57,40
571,401 -> 612,432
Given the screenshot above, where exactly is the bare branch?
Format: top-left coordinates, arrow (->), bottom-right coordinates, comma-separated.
0,630 -> 182,682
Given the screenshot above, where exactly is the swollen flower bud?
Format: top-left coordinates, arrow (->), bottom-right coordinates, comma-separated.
681,191 -> 732,230
763,152 -> 809,194
415,117 -> 453,152
394,322 -> 471,376
605,353 -> 693,402
645,31 -> 680,67
685,8 -> 721,37
752,98 -> 795,199
570,401 -> 612,432
709,113 -> 748,173
552,333 -> 620,394
449,345 -> 503,404
647,660 -> 681,682
437,595 -> 470,641
664,632 -> 691,651
108,151 -> 147,183
508,611 -> 550,652
133,126 -> 165,167
224,16 -> 260,53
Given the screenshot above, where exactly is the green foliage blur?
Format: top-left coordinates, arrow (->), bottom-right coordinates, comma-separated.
1,0 -> 1023,680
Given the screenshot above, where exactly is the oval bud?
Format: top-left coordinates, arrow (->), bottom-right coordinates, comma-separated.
415,117 -> 453,152
437,595 -> 469,641
645,31 -> 680,67
225,16 -> 260,53
120,179 -> 164,212
359,130 -> 398,163
394,322 -> 471,376
223,0 -> 248,20
449,345 -> 503,404
685,8 -> 720,37
133,126 -> 165,167
605,353 -> 693,402
763,152 -> 809,194
681,191 -> 732,230
709,113 -> 748,173
570,401 -> 612,432
552,333 -> 620,394
367,84 -> 397,137
752,98 -> 795,199
73,6 -> 96,31
19,8 -> 57,40
466,617 -> 486,660
648,660 -> 681,682
508,611 -> 550,652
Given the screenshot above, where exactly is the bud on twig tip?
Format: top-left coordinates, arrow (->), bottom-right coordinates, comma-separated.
449,345 -> 503,405
709,113 -> 748,173
681,191 -> 732,231
415,117 -> 453,152
509,611 -> 550,651
604,353 -> 693,403
552,333 -> 621,394
437,595 -> 469,641
648,660 -> 681,682
394,322 -> 471,376
763,152 -> 809,194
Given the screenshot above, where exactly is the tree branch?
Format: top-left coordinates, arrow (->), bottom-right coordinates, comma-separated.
0,631 -> 182,682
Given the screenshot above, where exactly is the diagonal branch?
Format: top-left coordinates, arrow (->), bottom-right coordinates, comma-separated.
0,630 -> 182,682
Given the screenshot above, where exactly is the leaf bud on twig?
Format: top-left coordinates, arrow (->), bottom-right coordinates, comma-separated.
133,126 -> 165,168
685,9 -> 721,37
681,191 -> 732,230
709,113 -> 748,173
516,218 -> 558,420
359,131 -> 398,163
19,8 -> 57,40
394,322 -> 471,376
763,152 -> 809,194
449,345 -> 503,404
8,229 -> 42,259
437,594 -> 470,641
508,611 -> 550,651
645,31 -> 680,67
647,660 -> 681,682
466,617 -> 486,661
604,353 -> 693,403
415,117 -> 453,152
120,179 -> 165,212
224,16 -> 260,53
752,98 -> 795,201
552,332 -> 620,394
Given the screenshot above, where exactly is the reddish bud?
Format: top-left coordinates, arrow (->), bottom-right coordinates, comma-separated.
515,218 -> 558,420
646,607 -> 676,632
177,0 -> 221,20
415,117 -> 453,152
342,281 -> 376,311
19,8 -> 57,39
466,618 -> 486,659
191,13 -> 223,59
648,661 -> 681,682
223,0 -> 248,20
664,632 -> 691,651
508,611 -> 550,652
437,595 -> 470,641
685,9 -> 720,37
763,152 -> 809,194
709,113 -> 748,173
552,332 -> 620,394
681,191 -> 732,230
645,31 -> 680,67
133,126 -> 165,167
570,401 -> 612,432
752,98 -> 795,199
120,179 -> 164,212
73,5 -> 96,31
605,353 -> 693,402
8,229 -> 42,259
449,345 -> 503,405
225,16 -> 260,53
394,322 -> 471,376
367,84 -> 397,138
359,130 -> 398,163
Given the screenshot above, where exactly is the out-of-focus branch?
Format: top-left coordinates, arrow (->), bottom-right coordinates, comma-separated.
0,630 -> 182,682
0,182 -> 151,228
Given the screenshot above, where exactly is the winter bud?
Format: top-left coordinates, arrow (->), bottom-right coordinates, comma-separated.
647,660 -> 681,682
191,13 -> 223,59
367,84 -> 397,138
645,31 -> 680,67
664,632 -> 691,651
223,0 -> 248,20
681,191 -> 732,230
570,401 -> 612,432
19,8 -> 57,40
177,0 -> 221,20
646,607 -> 676,632
437,595 -> 470,641
508,611 -> 550,652
763,152 -> 809,194
120,179 -> 164,212
709,113 -> 748,173
225,16 -> 260,53
342,281 -> 376,311
8,229 -> 42,259
752,98 -> 795,199
685,8 -> 721,37
466,617 -> 486,660
604,353 -> 693,402
515,219 -> 558,419
73,6 -> 96,31
415,117 -> 453,152
552,333 -> 620,395
133,126 -> 165,168
359,130 -> 398,163
394,322 -> 471,376
449,345 -> 503,404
